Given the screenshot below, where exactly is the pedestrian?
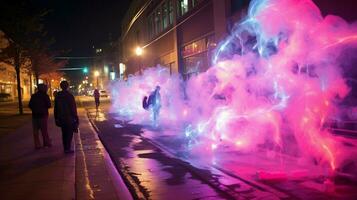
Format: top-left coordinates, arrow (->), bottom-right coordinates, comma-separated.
28,83 -> 52,149
93,89 -> 100,110
143,85 -> 161,126
54,80 -> 79,153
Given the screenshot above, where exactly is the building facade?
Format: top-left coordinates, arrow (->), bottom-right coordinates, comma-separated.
121,0 -> 250,79
0,61 -> 32,101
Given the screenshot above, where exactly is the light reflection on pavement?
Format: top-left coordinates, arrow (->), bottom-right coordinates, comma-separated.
83,100 -> 357,200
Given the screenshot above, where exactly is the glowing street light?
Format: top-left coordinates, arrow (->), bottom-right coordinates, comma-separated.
82,67 -> 88,74
135,46 -> 143,56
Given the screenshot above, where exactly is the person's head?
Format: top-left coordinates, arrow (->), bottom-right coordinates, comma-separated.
37,84 -> 48,93
60,81 -> 69,91
155,85 -> 160,92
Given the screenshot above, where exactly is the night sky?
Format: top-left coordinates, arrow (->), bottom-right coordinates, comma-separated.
30,0 -> 131,56
9,0 -> 357,58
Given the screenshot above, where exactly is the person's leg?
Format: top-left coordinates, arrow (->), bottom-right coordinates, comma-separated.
61,127 -> 68,151
95,99 -> 99,110
62,126 -> 74,152
32,118 -> 41,149
40,117 -> 51,147
66,130 -> 74,152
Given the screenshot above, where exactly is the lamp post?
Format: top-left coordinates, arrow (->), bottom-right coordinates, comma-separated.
94,71 -> 100,89
135,46 -> 143,74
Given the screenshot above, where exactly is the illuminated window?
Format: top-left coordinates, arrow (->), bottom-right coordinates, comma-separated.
156,8 -> 162,33
178,0 -> 189,17
154,9 -> 160,34
162,2 -> 168,29
147,0 -> 174,38
168,0 -> 174,25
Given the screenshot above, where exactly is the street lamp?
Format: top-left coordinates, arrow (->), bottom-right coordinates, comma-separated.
94,71 -> 100,88
135,46 -> 143,56
135,46 -> 144,74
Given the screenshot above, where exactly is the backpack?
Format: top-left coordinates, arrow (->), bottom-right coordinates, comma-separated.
142,96 -> 149,110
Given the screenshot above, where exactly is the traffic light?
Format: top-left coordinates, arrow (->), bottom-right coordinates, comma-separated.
83,67 -> 88,74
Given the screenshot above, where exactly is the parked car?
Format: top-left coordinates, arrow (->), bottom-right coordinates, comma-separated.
87,90 -> 94,96
99,90 -> 109,98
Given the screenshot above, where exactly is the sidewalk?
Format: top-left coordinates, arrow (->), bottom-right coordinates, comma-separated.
0,113 -> 75,200
75,108 -> 132,200
0,107 -> 132,200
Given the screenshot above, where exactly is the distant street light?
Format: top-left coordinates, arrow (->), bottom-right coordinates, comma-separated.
135,46 -> 143,56
82,67 -> 88,74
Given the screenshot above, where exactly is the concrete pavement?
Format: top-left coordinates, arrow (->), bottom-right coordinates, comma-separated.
0,107 -> 132,200
0,113 -> 75,200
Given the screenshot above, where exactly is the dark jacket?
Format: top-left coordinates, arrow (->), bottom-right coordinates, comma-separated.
54,90 -> 79,128
28,92 -> 51,118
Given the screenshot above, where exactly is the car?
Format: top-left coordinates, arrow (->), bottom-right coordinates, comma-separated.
87,90 -> 94,96
99,90 -> 109,98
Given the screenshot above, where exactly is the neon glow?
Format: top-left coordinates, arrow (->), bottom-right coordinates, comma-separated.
110,0 -> 357,173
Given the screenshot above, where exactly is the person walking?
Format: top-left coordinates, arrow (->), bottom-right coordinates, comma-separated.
93,89 -> 100,110
143,86 -> 161,126
28,83 -> 52,149
54,81 -> 79,153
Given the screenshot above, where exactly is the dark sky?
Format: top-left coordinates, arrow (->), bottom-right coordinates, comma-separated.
30,0 -> 131,56
23,0 -> 357,57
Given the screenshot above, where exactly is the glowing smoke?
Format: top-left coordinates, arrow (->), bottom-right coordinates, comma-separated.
110,0 -> 357,171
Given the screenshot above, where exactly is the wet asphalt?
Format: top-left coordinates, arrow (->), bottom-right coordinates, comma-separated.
81,97 -> 357,200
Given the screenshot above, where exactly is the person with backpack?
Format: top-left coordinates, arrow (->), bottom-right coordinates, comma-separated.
29,84 -> 52,149
54,81 -> 79,153
142,85 -> 161,126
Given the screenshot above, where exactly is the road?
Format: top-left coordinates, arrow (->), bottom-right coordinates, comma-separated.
79,96 -> 357,200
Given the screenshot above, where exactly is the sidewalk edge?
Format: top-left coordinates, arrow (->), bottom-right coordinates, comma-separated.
86,112 -> 135,200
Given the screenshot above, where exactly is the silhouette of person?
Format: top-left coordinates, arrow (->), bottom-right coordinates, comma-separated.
93,89 -> 100,110
54,81 -> 79,153
29,83 -> 52,149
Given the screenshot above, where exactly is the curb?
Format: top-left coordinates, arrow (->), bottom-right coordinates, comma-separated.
86,110 -> 137,200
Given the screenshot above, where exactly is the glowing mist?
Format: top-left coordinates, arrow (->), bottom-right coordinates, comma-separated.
110,0 -> 357,172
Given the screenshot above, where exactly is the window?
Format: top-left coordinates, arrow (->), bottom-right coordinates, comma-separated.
178,0 -> 189,17
148,14 -> 154,38
154,9 -> 161,34
192,0 -> 199,8
182,38 -> 206,58
168,0 -> 174,25
183,53 -> 208,79
162,2 -> 168,29
147,0 -> 174,39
